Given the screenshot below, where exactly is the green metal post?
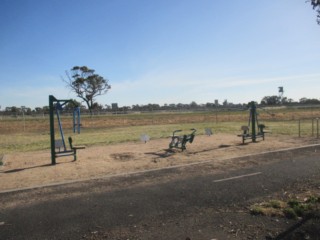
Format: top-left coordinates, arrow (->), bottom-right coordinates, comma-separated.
250,101 -> 257,142
49,95 -> 56,165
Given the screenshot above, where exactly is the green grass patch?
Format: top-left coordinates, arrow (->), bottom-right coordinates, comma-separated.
250,196 -> 320,219
283,207 -> 298,219
250,200 -> 287,217
0,109 -> 317,154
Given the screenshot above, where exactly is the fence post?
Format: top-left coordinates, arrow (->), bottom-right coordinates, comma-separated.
298,120 -> 301,138
317,118 -> 319,139
312,119 -> 314,137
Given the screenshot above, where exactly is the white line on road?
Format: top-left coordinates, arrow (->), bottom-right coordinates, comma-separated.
213,172 -> 262,183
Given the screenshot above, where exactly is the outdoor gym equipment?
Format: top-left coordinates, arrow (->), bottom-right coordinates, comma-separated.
205,128 -> 213,136
238,101 -> 267,144
73,107 -> 81,134
140,134 -> 150,143
169,128 -> 196,151
49,95 -> 85,165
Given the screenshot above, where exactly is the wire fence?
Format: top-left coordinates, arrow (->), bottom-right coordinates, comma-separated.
0,110 -> 319,138
260,118 -> 320,138
298,118 -> 320,138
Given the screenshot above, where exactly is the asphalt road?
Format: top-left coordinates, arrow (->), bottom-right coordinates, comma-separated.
0,145 -> 320,240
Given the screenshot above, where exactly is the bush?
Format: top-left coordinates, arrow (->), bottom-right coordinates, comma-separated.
283,208 -> 298,219
250,206 -> 265,215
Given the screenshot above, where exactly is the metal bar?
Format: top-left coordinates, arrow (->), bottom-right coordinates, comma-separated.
56,108 -> 66,151
49,95 -> 56,165
73,109 -> 76,133
251,102 -> 256,142
73,107 -> 81,134
78,107 -> 81,134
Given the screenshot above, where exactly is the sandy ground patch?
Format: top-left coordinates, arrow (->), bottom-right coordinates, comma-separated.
1,133 -> 319,192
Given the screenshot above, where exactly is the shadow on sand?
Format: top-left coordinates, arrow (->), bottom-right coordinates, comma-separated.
0,161 -> 74,174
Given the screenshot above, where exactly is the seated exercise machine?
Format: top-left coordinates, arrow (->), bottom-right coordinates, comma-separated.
49,95 -> 85,165
238,101 -> 268,144
169,128 -> 196,151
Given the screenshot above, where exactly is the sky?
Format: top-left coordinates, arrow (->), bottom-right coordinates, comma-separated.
0,0 -> 320,109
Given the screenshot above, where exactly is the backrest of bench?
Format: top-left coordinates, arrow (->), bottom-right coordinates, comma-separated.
258,124 -> 266,133
241,126 -> 249,131
68,137 -> 73,149
55,139 -> 64,150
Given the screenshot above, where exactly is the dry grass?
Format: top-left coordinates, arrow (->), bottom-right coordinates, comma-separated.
0,108 -> 319,154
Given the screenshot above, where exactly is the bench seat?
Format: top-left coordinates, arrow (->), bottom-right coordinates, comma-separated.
237,125 -> 266,144
55,137 -> 85,161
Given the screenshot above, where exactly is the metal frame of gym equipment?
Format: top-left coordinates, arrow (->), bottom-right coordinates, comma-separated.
73,107 -> 81,134
238,101 -> 266,144
49,95 -> 84,165
169,128 -> 197,151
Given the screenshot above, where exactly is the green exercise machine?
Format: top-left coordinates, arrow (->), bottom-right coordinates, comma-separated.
238,101 -> 267,144
169,128 -> 197,151
49,95 -> 85,165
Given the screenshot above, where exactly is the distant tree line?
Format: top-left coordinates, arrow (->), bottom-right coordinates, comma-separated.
1,97 -> 320,116
260,96 -> 320,106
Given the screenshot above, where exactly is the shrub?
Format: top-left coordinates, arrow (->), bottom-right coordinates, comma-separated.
283,208 -> 298,219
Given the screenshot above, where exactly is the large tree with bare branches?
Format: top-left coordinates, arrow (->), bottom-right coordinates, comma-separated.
64,66 -> 111,114
308,0 -> 320,24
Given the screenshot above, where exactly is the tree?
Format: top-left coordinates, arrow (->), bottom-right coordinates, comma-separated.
35,107 -> 43,113
64,66 -> 111,114
308,0 -> 320,24
91,102 -> 104,111
190,101 -> 198,109
299,97 -> 320,104
63,99 -> 82,111
260,95 -> 281,105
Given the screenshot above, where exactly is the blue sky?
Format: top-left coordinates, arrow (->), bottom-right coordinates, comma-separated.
0,0 -> 319,109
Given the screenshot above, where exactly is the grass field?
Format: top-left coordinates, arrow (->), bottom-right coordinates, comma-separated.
0,107 -> 319,154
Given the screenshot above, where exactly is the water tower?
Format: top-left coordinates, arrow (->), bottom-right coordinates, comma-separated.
278,86 -> 284,101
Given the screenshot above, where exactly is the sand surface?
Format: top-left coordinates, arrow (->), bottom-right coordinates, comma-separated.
1,133 -> 318,192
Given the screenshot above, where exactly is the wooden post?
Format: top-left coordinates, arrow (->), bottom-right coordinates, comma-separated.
317,118 -> 319,139
298,120 -> 301,138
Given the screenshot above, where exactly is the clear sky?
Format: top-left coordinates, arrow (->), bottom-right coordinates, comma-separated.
0,0 -> 319,109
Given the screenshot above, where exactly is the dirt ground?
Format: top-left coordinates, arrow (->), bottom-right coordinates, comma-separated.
1,133 -> 319,192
